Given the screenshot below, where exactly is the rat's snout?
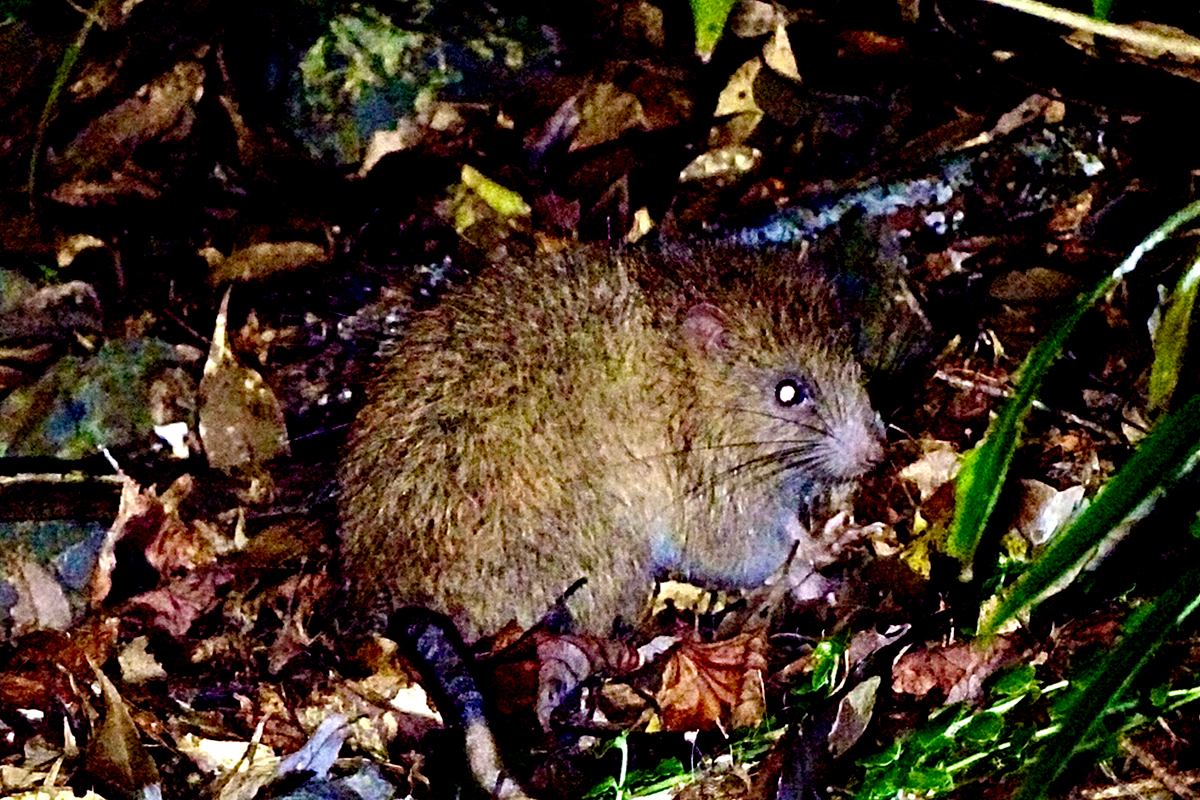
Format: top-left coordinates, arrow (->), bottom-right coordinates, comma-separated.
825,411 -> 886,481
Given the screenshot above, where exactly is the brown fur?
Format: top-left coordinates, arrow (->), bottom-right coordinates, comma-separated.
340,246 -> 882,639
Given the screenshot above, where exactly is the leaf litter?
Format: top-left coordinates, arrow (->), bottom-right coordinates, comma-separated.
0,0 -> 1198,798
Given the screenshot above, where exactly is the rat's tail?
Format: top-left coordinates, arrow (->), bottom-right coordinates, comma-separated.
389,607 -> 533,799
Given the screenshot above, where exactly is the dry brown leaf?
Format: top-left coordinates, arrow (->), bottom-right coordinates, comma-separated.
571,83 -> 650,152
84,663 -> 162,800
95,475 -> 219,607
829,676 -> 881,757
6,556 -> 71,633
53,60 -> 205,177
126,567 -> 234,638
266,573 -> 333,674
656,630 -> 768,731
892,637 -> 1023,704
208,242 -> 327,285
198,289 -> 291,472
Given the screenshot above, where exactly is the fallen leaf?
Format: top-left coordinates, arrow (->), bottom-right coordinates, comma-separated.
6,556 -> 72,633
828,676 -> 881,756
763,22 -> 799,80
198,289 -> 291,472
208,242 -> 327,285
83,662 -> 161,800
679,145 -> 762,183
656,630 -> 768,731
571,82 -> 650,151
117,637 -> 165,684
1015,479 -> 1086,546
714,58 -> 762,117
892,638 -> 1023,704
53,61 -> 205,177
126,567 -> 234,638
898,441 -> 961,501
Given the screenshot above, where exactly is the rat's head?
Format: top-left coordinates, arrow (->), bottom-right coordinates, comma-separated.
678,272 -> 885,497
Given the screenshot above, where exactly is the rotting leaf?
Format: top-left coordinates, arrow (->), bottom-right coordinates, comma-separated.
484,631 -> 640,728
198,288 -> 291,473
266,573 -> 332,675
92,474 -> 217,606
534,635 -> 594,731
83,661 -> 161,800
141,476 -> 222,575
0,621 -> 120,717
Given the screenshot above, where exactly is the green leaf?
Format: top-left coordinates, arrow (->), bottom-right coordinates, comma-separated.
0,0 -> 34,20
961,712 -> 1004,744
906,767 -> 956,795
947,198 -> 1200,566
1013,561 -> 1200,800
460,165 -> 531,218
690,0 -> 737,61
991,663 -> 1038,696
982,389 -> 1200,634
860,741 -> 902,767
913,705 -> 965,750
1148,246 -> 1200,414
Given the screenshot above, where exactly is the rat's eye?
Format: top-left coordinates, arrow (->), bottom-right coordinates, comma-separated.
775,379 -> 808,407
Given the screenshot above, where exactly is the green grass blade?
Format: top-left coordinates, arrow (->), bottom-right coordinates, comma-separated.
1012,558 -> 1200,800
689,0 -> 737,62
1148,247 -> 1200,414
947,199 -> 1200,565
982,389 -> 1200,634
1092,0 -> 1113,20
26,0 -> 110,201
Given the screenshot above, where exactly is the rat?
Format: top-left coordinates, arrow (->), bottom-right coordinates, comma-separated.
339,245 -> 884,641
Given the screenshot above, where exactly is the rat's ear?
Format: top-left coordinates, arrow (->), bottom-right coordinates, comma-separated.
682,303 -> 731,355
